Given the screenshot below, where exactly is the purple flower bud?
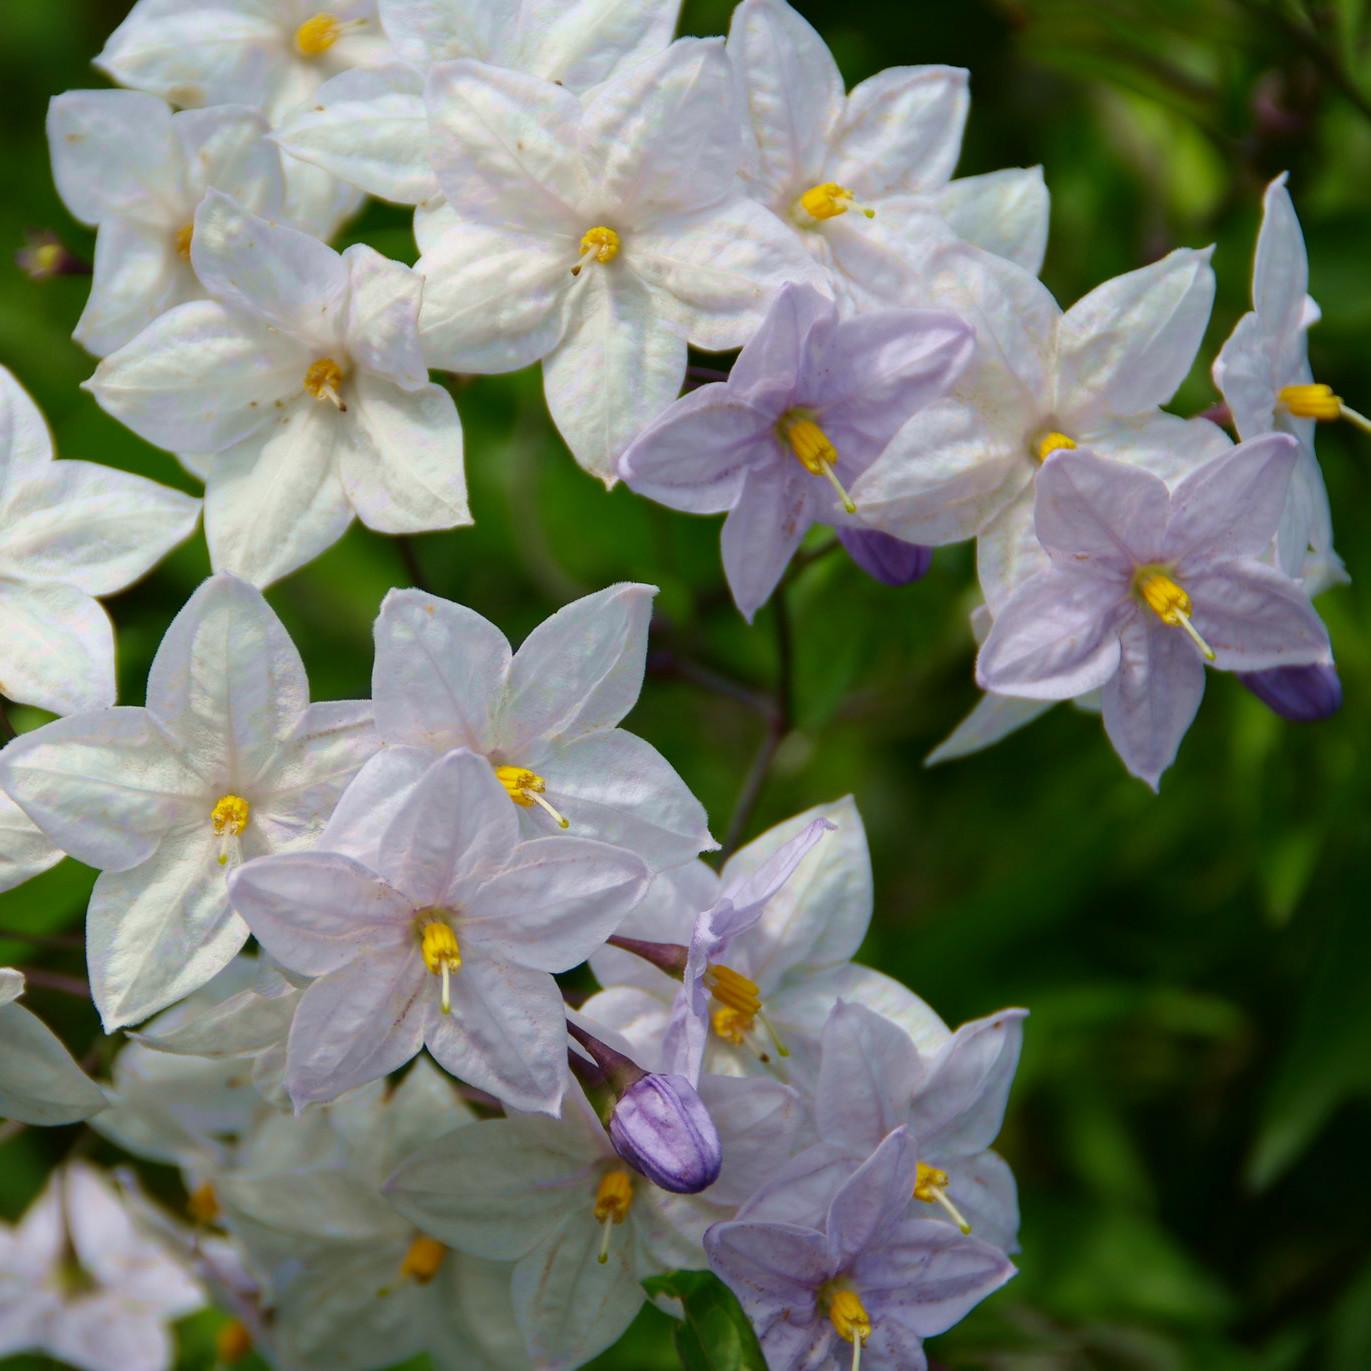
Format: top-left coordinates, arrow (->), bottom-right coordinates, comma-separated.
609,1072 -> 722,1194
837,527 -> 933,586
1238,661 -> 1342,721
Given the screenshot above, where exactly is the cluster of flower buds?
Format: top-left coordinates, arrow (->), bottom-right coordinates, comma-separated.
0,0 -> 1360,1367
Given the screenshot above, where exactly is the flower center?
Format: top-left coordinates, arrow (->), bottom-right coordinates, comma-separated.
1133,567 -> 1215,661
572,226 -> 620,275
418,917 -> 461,1014
1033,430 -> 1076,463
777,409 -> 856,514
493,763 -> 569,829
822,1284 -> 872,1371
174,223 -> 194,261
913,1162 -> 972,1234
211,794 -> 250,867
593,1168 -> 634,1265
187,1181 -> 221,1225
294,13 -> 365,56
303,357 -> 347,410
399,1234 -> 447,1285
792,182 -> 876,226
706,963 -> 788,1062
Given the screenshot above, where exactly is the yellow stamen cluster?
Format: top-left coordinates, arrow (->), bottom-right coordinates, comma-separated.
187,1181 -> 221,1225
493,764 -> 570,828
295,14 -> 345,56
215,1320 -> 253,1366
795,183 -> 876,223
211,794 -> 250,866
399,1234 -> 448,1285
572,226 -> 620,275
593,1169 -> 634,1264
914,1162 -> 972,1234
1278,382 -> 1342,421
304,357 -> 347,410
1134,569 -> 1216,662
1034,430 -> 1076,462
777,410 -> 857,513
706,963 -> 789,1061
419,919 -> 461,1014
175,224 -> 194,261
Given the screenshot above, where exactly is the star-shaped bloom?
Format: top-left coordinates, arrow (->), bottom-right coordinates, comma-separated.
372,582 -> 714,870
48,91 -> 289,357
227,747 -> 649,1113
726,0 -> 1049,315
275,0 -> 683,206
0,1163 -> 204,1371
0,366 -> 199,716
1212,173 -> 1353,594
976,440 -> 1332,788
706,1128 -> 1015,1371
87,192 -> 469,586
0,574 -> 379,1031
849,240 -> 1227,611
416,39 -> 822,482
619,284 -> 974,620
0,969 -> 108,1126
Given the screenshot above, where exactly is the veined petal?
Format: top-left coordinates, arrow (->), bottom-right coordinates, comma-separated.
1253,173 -> 1310,340
174,103 -> 284,213
1081,411 -> 1233,486
1100,616 -> 1205,791
925,690 -> 1054,766
976,488 -> 1047,614
498,582 -> 655,749
340,244 -> 428,389
0,793 -> 63,894
815,1002 -> 919,1156
273,64 -> 439,205
915,166 -> 1050,274
1212,311 -> 1280,441
721,458 -> 811,622
726,0 -> 844,200
1166,433 -> 1295,565
381,0 -> 501,68
86,300 -> 302,455
0,367 -> 54,504
87,826 -> 248,1030
315,744 -> 435,864
911,1009 -> 1028,1156
0,460 -> 197,596
523,0 -> 682,91
1186,561 -> 1330,672
339,375 -> 469,534
74,219 -> 193,359
826,1127 -> 919,1268
543,270 -> 687,486
580,38 -> 739,223
1034,448 -> 1169,568
831,64 -> 969,195
0,580 -> 118,717
976,568 -> 1125,700
1057,246 -> 1215,425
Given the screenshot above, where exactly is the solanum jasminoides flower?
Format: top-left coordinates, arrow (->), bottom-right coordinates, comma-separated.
706,1128 -> 1014,1371
371,582 -> 714,870
227,748 -> 648,1113
1212,172 -> 1354,594
727,0 -> 1049,314
0,969 -> 108,1126
976,439 -> 1332,788
619,284 -> 973,620
0,574 -> 379,1030
416,39 -> 822,483
86,192 -> 469,587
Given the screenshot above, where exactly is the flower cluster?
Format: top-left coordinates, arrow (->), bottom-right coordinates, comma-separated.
0,0 -> 1362,1368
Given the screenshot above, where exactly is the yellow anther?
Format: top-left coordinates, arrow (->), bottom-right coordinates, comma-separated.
215,1320 -> 252,1366
1034,430 -> 1077,462
294,13 -> 349,56
711,1005 -> 749,1046
303,357 -> 347,410
777,410 -> 857,513
211,795 -> 250,867
795,183 -> 876,224
187,1181 -> 221,1225
175,224 -> 194,261
399,1234 -> 447,1285
1278,382 -> 1342,421
572,226 -> 620,275
493,764 -> 570,829
914,1162 -> 972,1234
419,919 -> 461,1014
1134,568 -> 1216,662
593,1169 -> 634,1264
706,964 -> 789,1061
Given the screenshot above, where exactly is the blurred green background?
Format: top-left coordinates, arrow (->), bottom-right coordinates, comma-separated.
3,0 -> 1371,1368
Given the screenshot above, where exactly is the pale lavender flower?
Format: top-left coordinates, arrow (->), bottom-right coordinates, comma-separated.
618,284 -> 973,621
976,437 -> 1331,788
705,1128 -> 1014,1371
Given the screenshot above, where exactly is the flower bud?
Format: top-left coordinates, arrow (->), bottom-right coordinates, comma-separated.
609,1072 -> 722,1194
838,527 -> 932,586
1238,662 -> 1342,722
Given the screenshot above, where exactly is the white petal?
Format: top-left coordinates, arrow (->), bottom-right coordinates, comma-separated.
75,219 -> 194,359
1212,311 -> 1279,441
0,1001 -> 107,1125
0,460 -> 198,596
0,792 -> 62,894
0,367 -> 54,502
381,0 -> 501,67
341,244 -> 428,388
280,152 -> 368,239
338,375 -> 470,533
925,690 -> 1054,765
0,580 -> 118,716
543,271 -> 687,485
917,166 -> 1049,274
174,104 -> 284,213
976,488 -> 1048,614
523,0 -> 682,91
1253,173 -> 1310,340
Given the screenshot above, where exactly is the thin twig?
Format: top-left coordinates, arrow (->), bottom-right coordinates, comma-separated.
0,927 -> 84,950
0,698 -> 16,744
394,535 -> 432,594
16,967 -> 90,998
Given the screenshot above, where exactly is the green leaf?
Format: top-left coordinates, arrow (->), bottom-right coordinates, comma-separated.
642,1270 -> 767,1371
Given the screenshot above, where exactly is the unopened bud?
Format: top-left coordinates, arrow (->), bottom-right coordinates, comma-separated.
608,1072 -> 722,1194
1238,662 -> 1342,722
837,527 -> 932,586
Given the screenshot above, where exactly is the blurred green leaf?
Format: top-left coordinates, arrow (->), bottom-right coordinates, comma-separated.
641,1271 -> 767,1371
